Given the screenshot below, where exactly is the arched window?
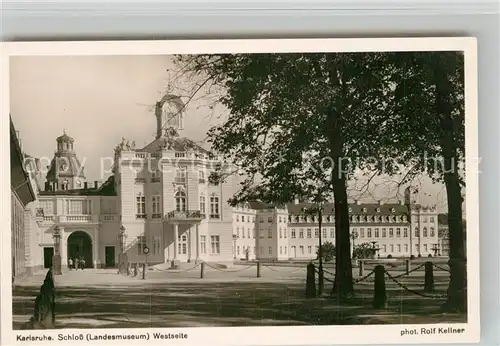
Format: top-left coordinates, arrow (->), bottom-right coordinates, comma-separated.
62,180 -> 69,190
175,189 -> 187,212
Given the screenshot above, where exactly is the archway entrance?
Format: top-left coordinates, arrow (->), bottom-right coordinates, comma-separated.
67,231 -> 93,268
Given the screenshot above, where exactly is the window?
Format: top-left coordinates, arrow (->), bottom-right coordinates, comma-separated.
389,228 -> 394,237
210,195 -> 220,219
376,208 -> 381,212
152,236 -> 161,255
199,195 -> 206,214
404,228 -> 408,237
404,244 -> 408,252
152,195 -> 161,218
137,235 -> 147,255
390,244 -> 394,252
314,229 -> 319,238
178,234 -> 187,255
367,228 -> 372,237
175,190 -> 187,212
397,244 -> 401,253
430,216 -> 435,223
291,229 -> 296,238
136,194 -> 146,218
40,200 -> 55,214
284,229 -> 287,238
423,244 -> 428,252
330,229 -> 335,238
175,168 -> 187,184
308,246 -> 312,254
200,236 -> 206,254
362,208 -> 367,213
414,228 -> 419,237
383,244 -> 387,252
237,246 -> 240,255
236,227 -> 240,238
268,216 -> 273,223
280,246 -> 282,255
382,228 -> 387,238
211,235 -> 220,254
300,246 -> 304,255
268,229 -> 272,238
423,228 -> 428,237
259,229 -> 264,238
279,216 -> 282,223
415,244 -> 420,252
307,229 -> 312,238
242,229 -> 245,238
260,217 -> 264,223
260,247 -> 264,254
430,227 -> 435,237
322,229 -> 327,238
68,200 -> 92,215
151,170 -> 160,183
279,228 -> 282,238
423,216 -> 428,223
236,215 -> 239,222
360,228 -> 365,238
299,230 -> 304,238
375,228 -> 380,238
284,246 -> 287,254
396,228 -> 401,237
268,247 -> 272,255
198,170 -> 205,183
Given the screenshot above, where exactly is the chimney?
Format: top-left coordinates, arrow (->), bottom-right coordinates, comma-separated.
94,181 -> 98,189
84,182 -> 88,189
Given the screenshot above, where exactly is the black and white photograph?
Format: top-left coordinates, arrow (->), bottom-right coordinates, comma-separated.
2,38 -> 479,345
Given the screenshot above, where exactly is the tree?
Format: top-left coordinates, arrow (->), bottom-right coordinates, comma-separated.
387,52 -> 466,312
173,53 -> 395,298
317,241 -> 336,262
352,242 -> 376,260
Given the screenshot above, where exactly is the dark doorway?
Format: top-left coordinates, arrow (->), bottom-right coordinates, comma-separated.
43,247 -> 54,269
67,231 -> 93,268
104,246 -> 116,268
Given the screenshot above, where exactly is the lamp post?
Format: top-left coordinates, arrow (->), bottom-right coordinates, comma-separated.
118,225 -> 128,274
303,203 -> 324,295
52,226 -> 62,275
351,230 -> 359,266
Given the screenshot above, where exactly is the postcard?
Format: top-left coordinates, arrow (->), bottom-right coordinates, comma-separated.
1,37 -> 479,345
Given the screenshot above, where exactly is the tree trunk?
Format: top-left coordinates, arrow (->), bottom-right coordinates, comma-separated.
442,169 -> 466,312
433,55 -> 467,312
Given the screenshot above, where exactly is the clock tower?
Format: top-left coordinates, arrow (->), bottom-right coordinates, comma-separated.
46,131 -> 87,191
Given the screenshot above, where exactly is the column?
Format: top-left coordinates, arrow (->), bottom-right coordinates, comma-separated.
188,227 -> 192,261
94,228 -> 100,268
195,224 -> 200,260
173,223 -> 179,259
60,227 -> 67,269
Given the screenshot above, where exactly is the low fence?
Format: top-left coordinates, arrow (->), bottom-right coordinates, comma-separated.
309,261 -> 452,304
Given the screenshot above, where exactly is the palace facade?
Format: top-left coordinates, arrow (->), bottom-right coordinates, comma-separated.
18,98 -> 441,273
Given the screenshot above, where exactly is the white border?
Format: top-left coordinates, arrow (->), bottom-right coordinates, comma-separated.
0,38 -> 479,346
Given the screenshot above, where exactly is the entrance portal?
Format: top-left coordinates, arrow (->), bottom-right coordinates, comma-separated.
67,231 -> 93,268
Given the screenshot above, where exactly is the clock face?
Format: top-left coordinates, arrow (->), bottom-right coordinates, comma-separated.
60,162 -> 68,172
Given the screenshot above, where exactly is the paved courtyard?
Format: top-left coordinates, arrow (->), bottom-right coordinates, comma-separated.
12,263 -> 466,329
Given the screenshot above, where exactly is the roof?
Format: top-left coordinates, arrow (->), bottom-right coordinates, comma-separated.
248,200 -> 408,215
10,117 -> 36,205
138,136 -> 211,155
56,132 -> 74,142
46,154 -> 86,180
40,175 -> 117,196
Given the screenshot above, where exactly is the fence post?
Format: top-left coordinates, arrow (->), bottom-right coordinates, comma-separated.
142,263 -> 146,280
257,262 -> 261,278
424,261 -> 434,293
358,260 -> 364,277
405,259 -> 411,276
305,262 -> 317,298
200,262 -> 205,279
372,265 -> 387,309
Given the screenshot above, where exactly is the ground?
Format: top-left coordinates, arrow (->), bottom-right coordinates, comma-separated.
12,261 -> 466,329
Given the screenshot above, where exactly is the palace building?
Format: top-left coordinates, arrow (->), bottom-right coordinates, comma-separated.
20,98 -> 441,273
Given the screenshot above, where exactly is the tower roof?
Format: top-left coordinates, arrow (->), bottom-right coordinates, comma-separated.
138,136 -> 210,155
56,130 -> 74,142
46,155 -> 86,180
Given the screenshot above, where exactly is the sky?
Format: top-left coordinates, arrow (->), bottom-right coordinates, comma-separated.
10,55 -> 454,213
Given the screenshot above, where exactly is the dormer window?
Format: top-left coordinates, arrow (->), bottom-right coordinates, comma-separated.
391,208 -> 395,213
376,208 -> 381,212
348,207 -> 352,213
362,208 -> 367,213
